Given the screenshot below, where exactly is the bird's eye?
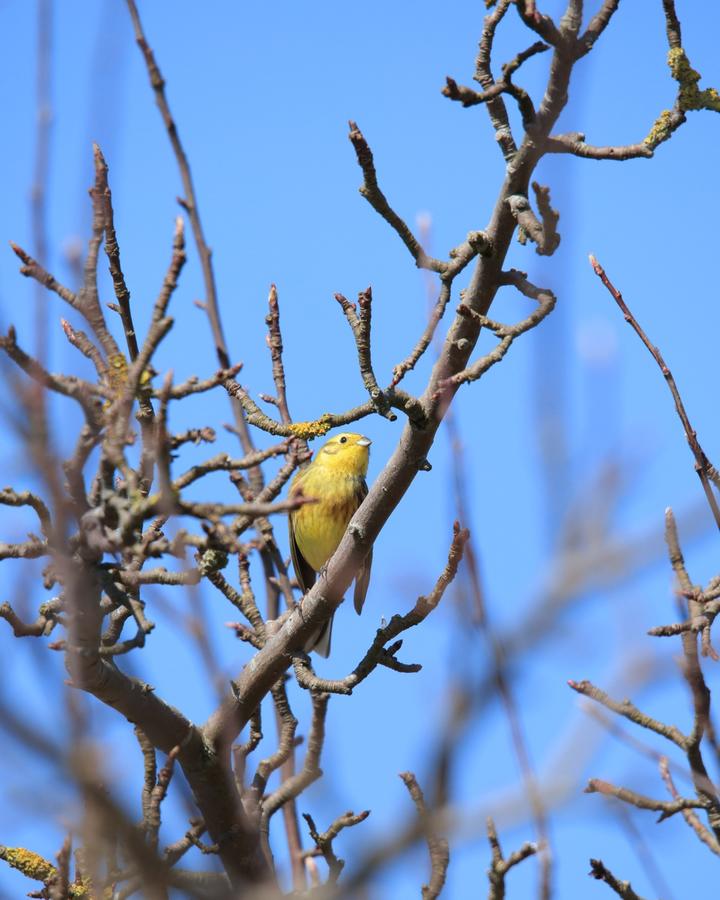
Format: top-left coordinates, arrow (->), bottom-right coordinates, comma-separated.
339,436 -> 348,444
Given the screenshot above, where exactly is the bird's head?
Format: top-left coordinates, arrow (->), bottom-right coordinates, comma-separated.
315,432 -> 371,476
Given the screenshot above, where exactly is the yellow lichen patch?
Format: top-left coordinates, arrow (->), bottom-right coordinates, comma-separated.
69,878 -> 92,897
0,846 -> 92,897
0,846 -> 56,881
287,414 -> 334,440
102,353 -> 155,409
668,47 -> 720,113
644,109 -> 675,147
106,352 -> 129,393
668,47 -> 700,88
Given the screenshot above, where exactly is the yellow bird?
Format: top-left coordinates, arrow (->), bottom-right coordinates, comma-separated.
288,432 -> 372,656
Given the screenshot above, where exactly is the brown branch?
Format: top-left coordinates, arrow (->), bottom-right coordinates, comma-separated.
648,600 -> 720,640
669,513 -> 720,840
211,563 -> 266,637
61,558 -> 270,890
392,282 -> 452,386
147,747 -> 180,853
48,835 -> 71,900
135,726 -> 157,838
10,241 -> 78,309
444,399 -> 552,900
575,510 -> 720,847
400,772 -> 449,900
444,40 -> 548,127
530,182 -> 560,253
249,681 -> 297,800
260,692 -> 329,833
568,679 -> 687,748
225,378 -> 428,439
44,5 -> 698,892
124,0 -> 256,465
81,151 -> 124,362
172,441 -> 289,491
662,0 -> 682,49
153,215 -> 187,324
576,1 -> 622,58
233,706 -> 264,794
177,494 -> 312,525
589,859 -> 648,900
163,365 -> 242,400
444,281 -> 555,389
506,186 -> 560,256
163,820 -> 208,867
302,809 -> 370,886
169,426 -> 216,449
61,319 -> 107,378
547,3 -> 716,157
659,756 -> 720,855
486,817 -> 537,900
0,487 -> 51,536
584,777 -> 708,820
230,454 -> 304,536
0,599 -> 61,637
293,522 -> 468,695
0,326 -> 105,423
664,508 -> 693,595
590,255 -> 720,530
515,0 -> 561,46
0,540 -> 49,560
265,284 -> 292,425
474,0 -> 518,161
336,287 -> 395,420
348,121 -> 447,273
391,229 -> 494,392
94,144 -> 138,360
276,727 -> 306,892
544,132 -> 653,160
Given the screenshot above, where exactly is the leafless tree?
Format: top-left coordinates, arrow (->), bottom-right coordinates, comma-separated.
1,1 -> 719,898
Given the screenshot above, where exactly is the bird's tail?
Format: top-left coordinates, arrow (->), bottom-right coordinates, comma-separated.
304,613 -> 333,658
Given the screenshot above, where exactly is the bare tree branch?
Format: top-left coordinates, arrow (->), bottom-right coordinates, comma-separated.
589,859 -> 648,900
486,817 -> 537,900
590,255 -> 720,529
400,772 -> 449,900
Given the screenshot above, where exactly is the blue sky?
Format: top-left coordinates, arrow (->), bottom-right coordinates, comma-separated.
1,1 -> 719,898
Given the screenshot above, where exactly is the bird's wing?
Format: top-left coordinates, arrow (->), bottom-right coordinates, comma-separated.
353,546 -> 372,615
290,504 -> 333,655
289,513 -> 316,595
353,477 -> 371,615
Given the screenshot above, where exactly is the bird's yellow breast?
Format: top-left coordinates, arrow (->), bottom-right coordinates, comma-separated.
290,467 -> 364,572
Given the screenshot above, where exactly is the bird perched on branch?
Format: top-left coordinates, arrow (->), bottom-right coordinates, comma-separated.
288,432 -> 373,657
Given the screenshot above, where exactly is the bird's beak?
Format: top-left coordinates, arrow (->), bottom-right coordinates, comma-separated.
356,437 -> 372,447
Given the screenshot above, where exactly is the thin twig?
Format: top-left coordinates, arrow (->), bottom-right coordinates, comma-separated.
486,817 -> 537,900
590,255 -> 720,530
568,679 -> 687,748
588,858 -> 648,900
400,772 -> 449,900
265,284 -> 292,425
335,288 -> 395,420
293,522 -> 468,695
659,756 -> 720,855
124,0 -> 256,465
584,777 -> 708,821
302,809 -> 370,886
